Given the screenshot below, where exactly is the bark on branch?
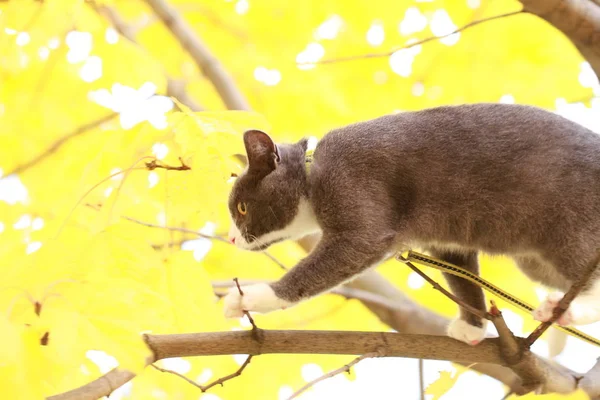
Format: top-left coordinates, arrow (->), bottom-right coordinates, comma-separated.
520,0 -> 600,80
144,0 -> 250,110
48,328 -> 600,400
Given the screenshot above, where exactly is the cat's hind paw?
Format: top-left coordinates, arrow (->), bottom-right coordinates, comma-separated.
533,291 -> 600,326
533,291 -> 564,322
447,318 -> 487,345
223,283 -> 292,319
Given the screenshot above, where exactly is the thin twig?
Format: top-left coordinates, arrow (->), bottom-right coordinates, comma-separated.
396,254 -> 491,321
122,216 -> 287,270
151,355 -> 253,392
145,157 -> 191,171
6,112 -> 118,176
121,215 -> 228,243
310,10 -> 523,65
287,352 -> 380,400
234,277 -> 258,330
419,358 -> 425,400
144,0 -> 250,110
526,251 -> 600,347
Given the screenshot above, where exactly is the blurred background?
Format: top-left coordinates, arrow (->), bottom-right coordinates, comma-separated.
1,0 -> 599,399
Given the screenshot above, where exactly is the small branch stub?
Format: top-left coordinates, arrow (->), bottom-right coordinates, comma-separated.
145,157 -> 191,171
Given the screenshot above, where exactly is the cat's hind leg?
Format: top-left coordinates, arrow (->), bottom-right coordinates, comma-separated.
427,249 -> 488,345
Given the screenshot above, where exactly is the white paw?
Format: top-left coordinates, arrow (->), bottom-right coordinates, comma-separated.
533,291 -> 564,322
223,283 -> 293,319
533,291 -> 600,326
447,319 -> 487,345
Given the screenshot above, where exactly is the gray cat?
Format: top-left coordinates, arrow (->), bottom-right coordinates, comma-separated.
223,103 -> 600,345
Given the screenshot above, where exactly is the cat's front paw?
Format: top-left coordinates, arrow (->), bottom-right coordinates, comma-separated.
534,291 -> 600,326
447,319 -> 487,345
223,283 -> 293,318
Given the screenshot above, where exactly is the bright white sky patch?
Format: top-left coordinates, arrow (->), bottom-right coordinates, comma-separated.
0,175 -> 29,205
88,82 -> 173,130
31,217 -> 44,231
86,350 -> 119,374
13,214 -> 31,230
26,241 -> 42,255
430,9 -> 460,46
254,66 -> 282,86
160,358 -> 191,374
499,94 -> 515,104
278,386 -> 294,400
110,168 -> 123,181
38,47 -> 50,60
467,0 -> 481,8
235,0 -> 249,15
579,62 -> 600,94
555,97 -> 600,133
196,368 -> 213,384
0,222 -> 4,234
48,37 -> 60,49
389,41 -> 421,77
148,171 -> 160,188
301,363 -> 324,381
66,31 -> 93,63
407,271 -> 425,289
366,21 -> 385,47
412,82 -> 425,96
181,222 -> 215,261
398,7 -> 427,36
105,27 -> 119,44
152,143 -> 169,160
314,14 -> 343,40
296,43 -> 325,70
16,32 -> 30,46
4,27 -> 17,35
79,56 -> 102,82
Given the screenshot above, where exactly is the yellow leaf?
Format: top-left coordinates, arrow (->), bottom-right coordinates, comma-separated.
425,370 -> 461,400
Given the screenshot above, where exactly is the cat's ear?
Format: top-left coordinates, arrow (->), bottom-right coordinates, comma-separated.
243,130 -> 279,176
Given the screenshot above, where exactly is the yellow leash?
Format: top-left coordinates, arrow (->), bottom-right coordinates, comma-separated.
398,250 -> 600,347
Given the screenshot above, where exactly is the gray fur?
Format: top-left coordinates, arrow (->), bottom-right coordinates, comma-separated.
228,103 -> 600,330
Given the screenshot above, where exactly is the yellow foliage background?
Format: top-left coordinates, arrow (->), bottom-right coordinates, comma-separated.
0,0 -> 598,399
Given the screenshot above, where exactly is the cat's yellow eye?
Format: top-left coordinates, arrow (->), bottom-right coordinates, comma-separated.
237,202 -> 247,215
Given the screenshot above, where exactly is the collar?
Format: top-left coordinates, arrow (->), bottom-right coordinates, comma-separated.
305,136 -> 318,174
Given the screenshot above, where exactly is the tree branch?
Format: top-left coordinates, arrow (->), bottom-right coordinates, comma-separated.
49,328 -> 600,400
519,0 -> 600,80
90,1 -> 204,112
307,10 -> 523,65
151,355 -> 253,392
296,234 -> 526,392
287,352 -> 381,400
144,0 -> 250,110
5,112 -> 118,176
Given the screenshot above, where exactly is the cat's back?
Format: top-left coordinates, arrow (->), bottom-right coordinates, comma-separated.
315,103 -> 600,172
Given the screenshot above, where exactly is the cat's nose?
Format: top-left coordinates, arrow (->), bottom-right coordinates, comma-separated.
229,237 -> 236,244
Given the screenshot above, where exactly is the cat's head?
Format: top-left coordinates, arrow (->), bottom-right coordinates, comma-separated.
227,130 -> 317,251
